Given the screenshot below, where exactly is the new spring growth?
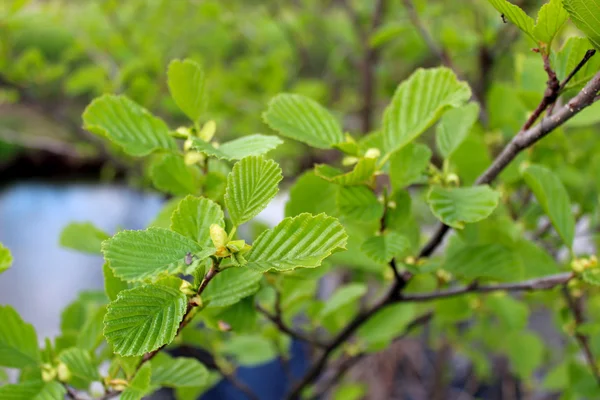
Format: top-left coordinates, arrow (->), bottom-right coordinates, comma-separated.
209,224 -> 252,260
571,255 -> 598,273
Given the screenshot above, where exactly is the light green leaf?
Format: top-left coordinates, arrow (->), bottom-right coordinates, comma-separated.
285,172 -> 339,218
389,143 -> 432,190
314,156 -> 378,186
319,283 -> 367,320
225,156 -> 282,226
151,354 -> 208,388
505,331 -> 544,379
357,303 -> 416,349
58,348 -> 100,382
383,67 -> 471,154
150,154 -> 201,196
332,383 -> 366,400
563,0 -> 600,49
582,268 -> 600,286
523,164 -> 575,247
102,227 -> 213,282
76,306 -> 107,351
436,102 -> 480,159
487,0 -> 536,40
121,362 -> 152,400
83,95 -> 176,157
0,305 -> 40,368
0,381 -> 65,400
167,59 -> 206,122
221,335 -> 277,366
59,222 -> 109,255
263,93 -> 344,149
202,268 -> 262,308
337,186 -> 383,221
0,243 -> 13,274
171,196 -> 224,248
103,263 -> 128,302
104,284 -> 187,356
427,185 -> 500,229
443,243 -> 521,281
246,213 -> 348,272
190,134 -> 282,161
533,0 -> 568,44
361,232 -> 411,263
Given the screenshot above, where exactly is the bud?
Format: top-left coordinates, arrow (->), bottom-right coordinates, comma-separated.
226,239 -> 246,253
41,363 -> 56,382
190,295 -> 203,307
198,120 -> 216,142
571,258 -> 586,273
217,320 -> 232,332
364,148 -> 381,159
180,280 -> 196,296
184,138 -> 194,151
210,224 -> 229,252
57,362 -> 71,382
342,156 -> 359,166
184,151 -> 204,165
445,173 -> 460,186
173,126 -> 192,138
436,269 -> 452,283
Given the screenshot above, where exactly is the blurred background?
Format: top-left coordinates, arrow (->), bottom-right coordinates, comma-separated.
2,0 -> 600,399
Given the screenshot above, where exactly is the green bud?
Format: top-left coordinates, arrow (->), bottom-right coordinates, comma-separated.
226,239 -> 246,253
364,148 -> 381,159
210,224 -> 228,250
57,362 -> 71,382
184,151 -> 204,165
198,120 -> 216,142
180,280 -> 196,296
41,363 -> 56,382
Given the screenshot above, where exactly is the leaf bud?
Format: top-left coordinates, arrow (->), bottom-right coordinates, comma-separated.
364,148 -> 381,159
198,120 -> 216,142
57,362 -> 71,382
180,280 -> 196,296
41,363 -> 57,382
210,224 -> 229,256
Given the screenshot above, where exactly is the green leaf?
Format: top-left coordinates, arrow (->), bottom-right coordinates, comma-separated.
427,185 -> 500,229
201,268 -> 262,308
554,37 -> 600,90
0,305 -> 40,368
336,186 -> 383,221
505,331 -> 544,379
523,164 -> 575,247
150,154 -> 201,196
0,381 -> 65,400
533,0 -> 568,44
361,232 -> 411,263
443,243 -> 521,281
59,222 -> 109,255
77,306 -> 107,351
246,213 -> 348,272
332,383 -> 366,400
151,354 -> 208,388
389,143 -> 432,190
104,284 -> 187,356
263,93 -> 344,149
190,134 -> 282,161
167,59 -> 206,122
83,95 -> 176,157
357,303 -> 416,349
285,172 -> 339,218
383,67 -> 471,154
314,156 -> 378,186
319,283 -> 367,320
563,0 -> 600,49
436,102 -> 480,159
221,335 -> 277,366
102,227 -> 213,282
121,362 -> 152,400
103,263 -> 128,302
487,0 -> 536,41
58,348 -> 100,382
582,268 -> 600,286
225,156 -> 282,226
171,196 -> 224,248
0,243 -> 13,274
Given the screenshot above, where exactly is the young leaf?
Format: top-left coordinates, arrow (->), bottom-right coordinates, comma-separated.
0,305 -> 40,368
436,102 -> 480,159
443,243 -> 522,281
151,355 -> 208,388
361,232 -> 411,263
314,156 -> 378,186
83,95 -> 176,157
150,154 -> 201,196
190,134 -> 283,161
389,143 -> 432,190
104,284 -> 187,356
121,362 -> 152,400
170,196 -> 225,248
225,156 -> 282,226
357,303 -> 416,348
263,93 -> 344,149
533,0 -> 568,45
246,213 -> 348,272
336,186 -> 384,221
102,227 -> 214,282
383,68 -> 471,154
0,243 -> 13,274
103,263 -> 128,302
563,0 -> 600,49
58,348 -> 100,382
487,0 -> 536,41
505,331 -> 545,379
0,381 -> 65,400
427,185 -> 500,229
319,283 -> 367,320
167,59 -> 206,122
59,222 -> 109,255
582,269 -> 600,286
523,164 -> 575,247
201,268 -> 262,308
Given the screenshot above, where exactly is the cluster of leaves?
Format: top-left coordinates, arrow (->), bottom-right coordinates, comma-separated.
1,0 -> 600,399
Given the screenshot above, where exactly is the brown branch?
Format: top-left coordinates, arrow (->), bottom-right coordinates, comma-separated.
256,303 -> 327,349
420,67 -> 600,258
221,370 -> 261,400
562,287 -> 600,386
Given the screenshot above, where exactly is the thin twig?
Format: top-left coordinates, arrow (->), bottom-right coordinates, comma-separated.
562,287 -> 600,386
221,370 -> 261,400
559,49 -> 596,92
256,303 -> 327,349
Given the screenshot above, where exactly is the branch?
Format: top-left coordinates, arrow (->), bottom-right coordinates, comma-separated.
559,49 -> 596,92
420,67 -> 600,258
256,303 -> 327,349
221,369 -> 261,400
562,287 -> 600,386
